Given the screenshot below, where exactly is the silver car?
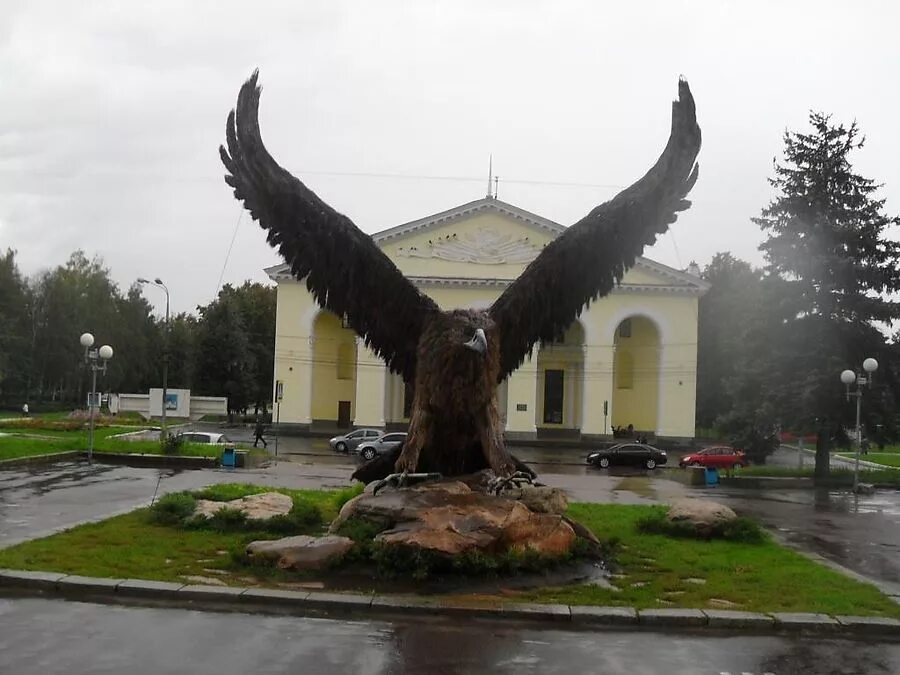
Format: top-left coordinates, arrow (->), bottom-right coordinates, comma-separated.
329,428 -> 381,453
357,432 -> 408,461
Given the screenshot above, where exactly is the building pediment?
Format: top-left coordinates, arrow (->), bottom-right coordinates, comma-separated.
265,197 -> 709,295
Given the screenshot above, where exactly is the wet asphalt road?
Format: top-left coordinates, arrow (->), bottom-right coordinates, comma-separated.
2,596 -> 899,675
3,442 -> 900,672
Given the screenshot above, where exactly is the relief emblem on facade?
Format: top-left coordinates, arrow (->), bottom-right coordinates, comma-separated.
397,226 -> 542,264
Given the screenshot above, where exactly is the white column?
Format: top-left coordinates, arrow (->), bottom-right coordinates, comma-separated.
581,343 -> 615,436
505,349 -> 538,436
353,341 -> 387,427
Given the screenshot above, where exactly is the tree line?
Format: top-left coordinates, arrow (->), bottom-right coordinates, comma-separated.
0,251 -> 274,419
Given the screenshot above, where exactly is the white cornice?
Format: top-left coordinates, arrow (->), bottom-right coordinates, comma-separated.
408,276 -> 707,296
373,197 -> 566,243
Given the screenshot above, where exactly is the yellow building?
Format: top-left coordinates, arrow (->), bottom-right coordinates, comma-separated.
266,197 -> 709,441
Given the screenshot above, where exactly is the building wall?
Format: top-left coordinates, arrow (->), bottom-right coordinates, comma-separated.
270,205 -> 703,439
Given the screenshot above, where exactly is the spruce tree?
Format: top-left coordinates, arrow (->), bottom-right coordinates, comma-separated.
754,113 -> 900,479
755,113 -> 900,323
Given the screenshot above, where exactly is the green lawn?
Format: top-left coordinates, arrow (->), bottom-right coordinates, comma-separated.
0,486 -> 897,617
0,485 -> 350,584
740,464 -> 900,484
837,452 -> 900,468
0,426 -> 244,462
521,503 -> 900,616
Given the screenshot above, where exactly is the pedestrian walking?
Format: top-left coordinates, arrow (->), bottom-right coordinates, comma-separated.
253,416 -> 268,448
21,402 -> 29,417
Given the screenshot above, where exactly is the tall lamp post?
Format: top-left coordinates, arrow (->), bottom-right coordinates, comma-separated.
138,277 -> 170,440
840,357 -> 878,493
80,333 -> 114,464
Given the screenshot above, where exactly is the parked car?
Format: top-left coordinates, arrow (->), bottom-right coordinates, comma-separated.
176,431 -> 230,444
586,443 -> 668,470
329,428 -> 382,453
357,432 -> 408,461
679,446 -> 747,470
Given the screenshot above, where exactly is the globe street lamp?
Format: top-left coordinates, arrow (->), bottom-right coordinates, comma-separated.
80,332 -> 114,464
138,277 -> 170,440
840,357 -> 878,493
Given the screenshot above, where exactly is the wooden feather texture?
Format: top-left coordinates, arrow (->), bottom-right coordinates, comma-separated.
220,70 -> 438,381
489,79 -> 701,380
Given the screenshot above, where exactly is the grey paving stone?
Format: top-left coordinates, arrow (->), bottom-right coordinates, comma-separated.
570,605 -> 638,626
436,600 -> 504,618
57,575 -> 126,593
0,569 -> 68,590
503,603 -> 571,622
638,608 -> 707,627
772,612 -> 839,630
303,591 -> 373,610
116,579 -> 185,598
835,615 -> 900,634
371,595 -> 441,613
703,610 -> 775,629
178,584 -> 246,601
239,587 -> 310,604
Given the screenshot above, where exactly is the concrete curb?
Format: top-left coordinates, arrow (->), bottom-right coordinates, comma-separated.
2,568 -> 899,637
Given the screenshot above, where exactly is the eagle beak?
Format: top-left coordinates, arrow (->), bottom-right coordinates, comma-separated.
464,328 -> 487,355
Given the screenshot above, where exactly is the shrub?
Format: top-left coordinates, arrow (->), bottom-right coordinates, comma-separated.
160,433 -> 184,455
191,507 -> 248,532
264,501 -> 324,535
149,492 -> 197,525
331,483 -> 365,512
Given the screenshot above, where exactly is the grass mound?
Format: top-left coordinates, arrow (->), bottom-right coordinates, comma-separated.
636,507 -> 767,543
149,488 -> 324,536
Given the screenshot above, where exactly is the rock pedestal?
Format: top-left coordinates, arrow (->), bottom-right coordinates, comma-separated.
330,479 -> 576,558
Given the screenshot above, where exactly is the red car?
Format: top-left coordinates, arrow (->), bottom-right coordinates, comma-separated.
679,446 -> 747,470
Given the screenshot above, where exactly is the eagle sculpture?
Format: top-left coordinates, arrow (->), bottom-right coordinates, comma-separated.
221,71 -> 701,486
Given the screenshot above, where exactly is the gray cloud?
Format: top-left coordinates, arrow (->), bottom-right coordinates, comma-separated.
2,0 -> 898,314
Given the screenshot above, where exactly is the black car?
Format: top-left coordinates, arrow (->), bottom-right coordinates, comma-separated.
586,443 -> 668,470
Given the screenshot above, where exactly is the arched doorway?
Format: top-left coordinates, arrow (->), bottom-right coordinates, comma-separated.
310,311 -> 357,426
535,321 -> 585,431
611,316 -> 660,434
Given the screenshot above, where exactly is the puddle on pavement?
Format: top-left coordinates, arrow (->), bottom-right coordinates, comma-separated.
612,476 -> 656,499
275,559 -> 615,597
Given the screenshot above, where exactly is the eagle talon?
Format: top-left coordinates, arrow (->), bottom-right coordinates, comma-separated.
489,471 -> 540,495
372,471 -> 442,495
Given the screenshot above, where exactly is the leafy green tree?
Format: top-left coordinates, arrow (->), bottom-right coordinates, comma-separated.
696,253 -> 766,429
753,113 -> 900,480
194,292 -> 257,418
0,249 -> 31,404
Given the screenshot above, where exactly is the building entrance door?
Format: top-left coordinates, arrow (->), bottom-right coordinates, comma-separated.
337,400 -> 351,428
543,369 -> 564,424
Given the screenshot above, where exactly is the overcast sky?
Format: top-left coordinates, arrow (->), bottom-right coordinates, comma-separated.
2,1 -> 899,315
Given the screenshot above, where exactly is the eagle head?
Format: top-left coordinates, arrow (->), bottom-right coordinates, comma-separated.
463,328 -> 487,355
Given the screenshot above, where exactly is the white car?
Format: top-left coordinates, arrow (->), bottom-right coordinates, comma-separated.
176,431 -> 230,444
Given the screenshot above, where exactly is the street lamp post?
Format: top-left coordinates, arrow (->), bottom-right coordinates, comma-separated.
80,333 -> 114,464
138,277 -> 170,440
840,357 -> 878,493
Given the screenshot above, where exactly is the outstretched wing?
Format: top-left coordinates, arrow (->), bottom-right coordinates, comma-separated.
220,71 -> 438,381
489,79 -> 701,380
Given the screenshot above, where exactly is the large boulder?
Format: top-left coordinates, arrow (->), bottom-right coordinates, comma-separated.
194,492 -> 293,520
246,535 -> 354,571
666,498 -> 737,536
331,479 -> 576,558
